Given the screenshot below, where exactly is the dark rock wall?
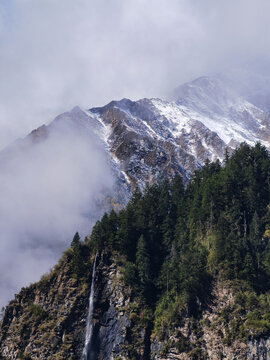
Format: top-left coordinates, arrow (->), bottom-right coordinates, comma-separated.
1,253 -> 270,360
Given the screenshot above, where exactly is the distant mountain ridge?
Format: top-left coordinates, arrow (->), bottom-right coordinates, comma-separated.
2,72 -> 270,207
81,72 -> 270,192
1,71 -> 270,309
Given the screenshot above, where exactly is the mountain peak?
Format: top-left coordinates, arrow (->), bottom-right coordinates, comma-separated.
1,71 -> 270,309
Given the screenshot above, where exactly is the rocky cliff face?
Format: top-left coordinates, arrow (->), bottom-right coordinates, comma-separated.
0,249 -> 151,359
1,250 -> 270,360
0,248 -> 91,359
89,252 -> 152,360
151,281 -> 270,360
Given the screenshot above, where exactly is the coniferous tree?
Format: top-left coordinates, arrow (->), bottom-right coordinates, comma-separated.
88,143 -> 270,332
71,232 -> 80,248
136,234 -> 151,298
70,232 -> 86,278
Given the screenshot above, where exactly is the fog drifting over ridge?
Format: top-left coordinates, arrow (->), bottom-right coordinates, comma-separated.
0,109 -> 114,307
0,0 -> 269,148
0,0 -> 270,306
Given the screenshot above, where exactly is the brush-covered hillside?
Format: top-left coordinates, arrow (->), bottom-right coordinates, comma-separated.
1,143 -> 270,359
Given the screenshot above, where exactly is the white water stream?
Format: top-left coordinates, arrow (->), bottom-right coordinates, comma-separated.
82,255 -> 97,360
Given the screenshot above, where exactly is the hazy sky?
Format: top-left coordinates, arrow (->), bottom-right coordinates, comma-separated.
0,0 -> 269,149
0,0 -> 270,307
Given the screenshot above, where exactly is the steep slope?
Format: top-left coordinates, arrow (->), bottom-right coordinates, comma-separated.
1,71 -> 270,315
2,144 -> 270,359
0,248 -> 153,360
173,74 -> 270,148
151,280 -> 270,360
2,72 -> 270,200
0,246 -> 92,359
0,106 -> 117,308
87,97 -> 226,189
1,252 -> 270,360
26,73 -> 270,192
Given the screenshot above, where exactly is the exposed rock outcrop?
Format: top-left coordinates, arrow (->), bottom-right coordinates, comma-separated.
1,252 -> 270,360
151,281 -> 270,360
0,250 -> 152,359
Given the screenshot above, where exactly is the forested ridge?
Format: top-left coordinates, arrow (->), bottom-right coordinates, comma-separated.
2,142 -> 270,359
86,142 -> 270,344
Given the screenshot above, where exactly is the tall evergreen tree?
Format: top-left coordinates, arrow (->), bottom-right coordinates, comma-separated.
136,234 -> 151,299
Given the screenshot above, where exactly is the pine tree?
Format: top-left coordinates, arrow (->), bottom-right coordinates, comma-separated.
71,232 -> 80,248
136,235 -> 151,299
70,232 -> 86,279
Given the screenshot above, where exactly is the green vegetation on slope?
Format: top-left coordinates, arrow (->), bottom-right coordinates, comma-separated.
1,142 -> 270,359
0,239 -> 92,360
89,143 -> 270,343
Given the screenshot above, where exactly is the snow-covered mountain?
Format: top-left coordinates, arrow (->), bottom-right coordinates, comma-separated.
0,71 -> 270,307
173,74 -> 270,147
79,73 -> 270,192
6,72 -> 270,196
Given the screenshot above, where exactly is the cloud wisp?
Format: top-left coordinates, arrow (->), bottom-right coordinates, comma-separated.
0,109 -> 114,307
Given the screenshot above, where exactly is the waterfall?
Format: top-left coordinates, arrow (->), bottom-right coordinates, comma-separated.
82,254 -> 97,360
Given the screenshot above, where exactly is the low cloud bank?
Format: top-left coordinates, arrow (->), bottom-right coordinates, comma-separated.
0,110 -> 114,307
